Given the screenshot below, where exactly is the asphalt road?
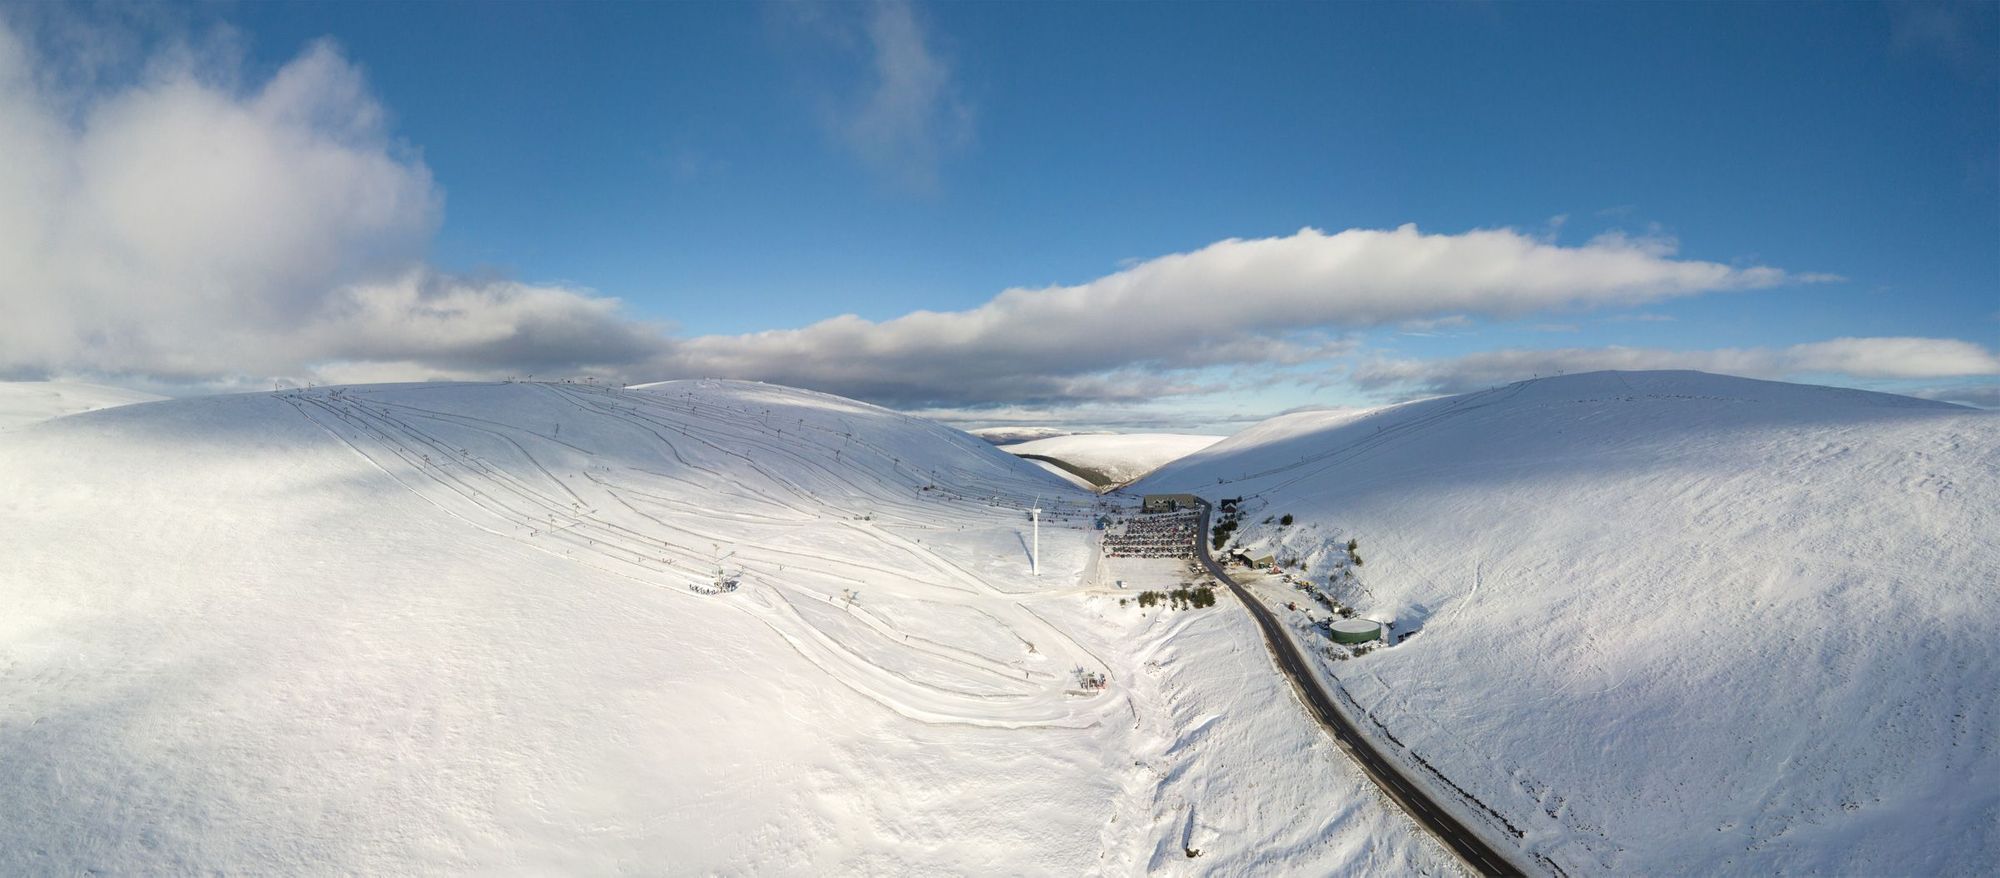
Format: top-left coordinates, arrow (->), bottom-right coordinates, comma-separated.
1194,500 -> 1525,877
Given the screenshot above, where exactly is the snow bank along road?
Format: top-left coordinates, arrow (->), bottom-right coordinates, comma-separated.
1195,499 -> 1524,877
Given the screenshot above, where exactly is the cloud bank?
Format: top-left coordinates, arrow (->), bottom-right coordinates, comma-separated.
1353,337 -> 2000,396
656,225 -> 1815,406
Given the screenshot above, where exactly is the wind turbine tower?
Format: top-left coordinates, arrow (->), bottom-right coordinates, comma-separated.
1030,497 -> 1042,576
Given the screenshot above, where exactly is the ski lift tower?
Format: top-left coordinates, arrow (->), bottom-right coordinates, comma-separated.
1031,496 -> 1042,576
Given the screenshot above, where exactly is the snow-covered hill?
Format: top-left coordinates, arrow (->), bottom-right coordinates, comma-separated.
0,380 -> 1448,874
1001,433 -> 1224,487
1139,370 -> 2000,874
0,380 -> 165,431
967,425 -> 1078,445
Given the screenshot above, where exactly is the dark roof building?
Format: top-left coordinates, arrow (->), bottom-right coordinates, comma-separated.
1141,493 -> 1199,513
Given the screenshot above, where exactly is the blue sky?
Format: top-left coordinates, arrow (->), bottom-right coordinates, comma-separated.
1,1 -> 1995,429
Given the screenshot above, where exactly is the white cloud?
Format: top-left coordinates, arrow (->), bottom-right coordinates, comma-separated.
819,0 -> 970,191
1352,337 -> 2000,396
655,224 -> 1817,406
298,272 -> 671,375
0,20 -> 669,385
1782,336 -> 2000,379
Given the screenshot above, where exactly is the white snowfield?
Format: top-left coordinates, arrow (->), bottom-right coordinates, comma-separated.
0,380 -> 1448,874
0,381 -> 165,431
1000,433 -> 1225,486
1141,370 -> 2000,875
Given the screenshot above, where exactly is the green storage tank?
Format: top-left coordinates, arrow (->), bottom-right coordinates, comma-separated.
1329,618 -> 1383,644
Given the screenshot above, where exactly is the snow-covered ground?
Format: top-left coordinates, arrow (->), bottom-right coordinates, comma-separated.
1001,433 -> 1225,487
0,380 -> 164,431
1140,370 -> 2000,874
0,380 -> 1443,874
1072,556 -> 1458,875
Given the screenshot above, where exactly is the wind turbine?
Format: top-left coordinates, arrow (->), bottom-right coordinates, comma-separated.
1030,495 -> 1042,576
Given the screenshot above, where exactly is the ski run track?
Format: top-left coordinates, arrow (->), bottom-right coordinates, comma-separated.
283,381 -> 1109,730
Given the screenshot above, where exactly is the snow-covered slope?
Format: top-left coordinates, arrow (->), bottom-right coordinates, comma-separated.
1139,370 -> 2000,874
1001,433 -> 1224,486
0,380 -> 165,431
0,380 -> 1446,874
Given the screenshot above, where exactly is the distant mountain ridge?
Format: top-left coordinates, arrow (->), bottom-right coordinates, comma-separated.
1000,432 -> 1224,487
0,380 -> 165,431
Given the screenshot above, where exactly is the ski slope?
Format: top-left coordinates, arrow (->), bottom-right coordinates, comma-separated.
1001,433 -> 1225,487
0,380 -> 1447,874
0,381 -> 164,431
1139,370 -> 2000,875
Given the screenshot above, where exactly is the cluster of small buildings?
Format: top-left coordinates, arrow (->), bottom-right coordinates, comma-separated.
1252,558 -> 1384,645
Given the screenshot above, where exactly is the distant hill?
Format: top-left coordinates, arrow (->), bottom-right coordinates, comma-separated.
1139,370 -> 1998,874
965,425 -> 1079,445
1000,432 -> 1224,487
0,380 -> 164,431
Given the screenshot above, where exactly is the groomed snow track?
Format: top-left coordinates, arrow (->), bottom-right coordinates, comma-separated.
281,381 -> 1116,730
